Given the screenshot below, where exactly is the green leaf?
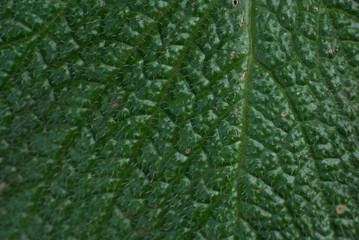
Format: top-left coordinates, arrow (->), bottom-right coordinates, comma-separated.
1,0 -> 358,239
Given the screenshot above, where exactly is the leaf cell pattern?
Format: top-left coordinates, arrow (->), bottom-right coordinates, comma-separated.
1,0 -> 247,239
238,0 -> 359,239
0,0 -> 358,239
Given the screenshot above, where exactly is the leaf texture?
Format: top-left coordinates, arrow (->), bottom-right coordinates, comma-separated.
0,0 -> 358,239
239,1 -> 359,239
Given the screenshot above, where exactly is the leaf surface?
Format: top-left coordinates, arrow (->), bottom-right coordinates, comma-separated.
0,0 -> 358,239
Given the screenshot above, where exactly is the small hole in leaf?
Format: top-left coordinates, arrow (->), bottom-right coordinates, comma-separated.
232,0 -> 239,7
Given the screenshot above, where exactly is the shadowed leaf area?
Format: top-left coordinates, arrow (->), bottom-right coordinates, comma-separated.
0,0 -> 358,239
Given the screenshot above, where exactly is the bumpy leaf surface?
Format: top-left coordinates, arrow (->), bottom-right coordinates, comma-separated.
0,0 -> 358,239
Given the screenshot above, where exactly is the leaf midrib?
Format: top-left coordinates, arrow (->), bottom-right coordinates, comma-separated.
236,0 -> 337,236
236,0 -> 254,221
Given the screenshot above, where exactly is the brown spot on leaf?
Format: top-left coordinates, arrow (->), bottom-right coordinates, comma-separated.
240,10 -> 245,26
112,100 -> 119,107
336,204 -> 345,214
240,71 -> 246,81
0,182 -> 6,191
185,148 -> 191,154
281,112 -> 287,117
230,50 -> 236,57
